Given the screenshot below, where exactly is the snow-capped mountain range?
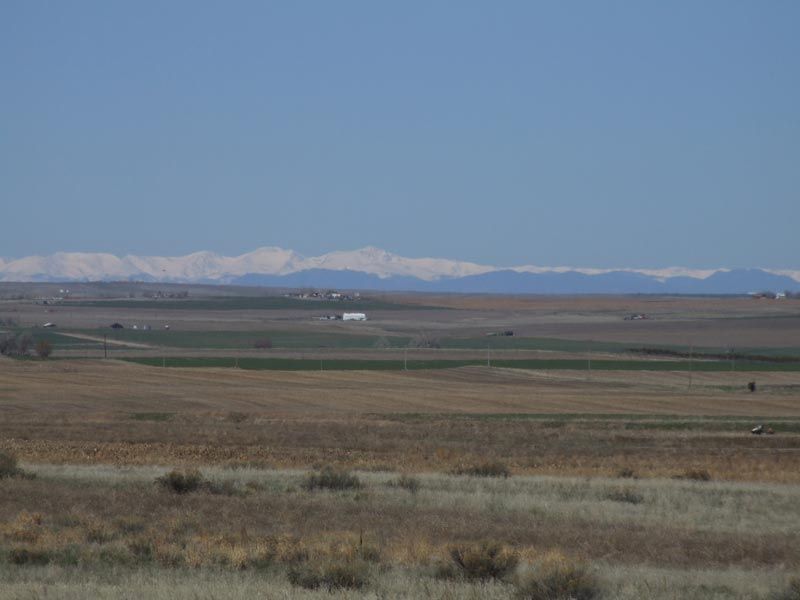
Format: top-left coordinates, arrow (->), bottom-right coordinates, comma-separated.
1,247 -> 799,294
0,247 -> 492,282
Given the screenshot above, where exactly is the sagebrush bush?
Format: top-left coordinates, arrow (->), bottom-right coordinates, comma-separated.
287,559 -> 369,591
676,468 -> 712,482
604,488 -> 644,504
389,474 -> 421,494
451,461 -> 511,478
85,520 -> 116,544
127,536 -> 154,562
617,468 -> 638,479
8,547 -> 52,566
155,469 -> 205,494
0,451 -> 22,478
438,541 -> 519,581
770,577 -> 800,600
204,479 -> 241,496
114,516 -> 147,535
6,511 -> 44,543
515,555 -> 602,600
301,467 -> 362,491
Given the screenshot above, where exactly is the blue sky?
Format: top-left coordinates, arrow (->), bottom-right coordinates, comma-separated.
2,1 -> 798,268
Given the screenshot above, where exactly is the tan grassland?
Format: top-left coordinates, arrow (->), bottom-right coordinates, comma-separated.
1,290 -> 800,598
1,360 -> 800,485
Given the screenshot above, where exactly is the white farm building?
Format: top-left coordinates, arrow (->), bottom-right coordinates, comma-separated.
342,312 -> 367,321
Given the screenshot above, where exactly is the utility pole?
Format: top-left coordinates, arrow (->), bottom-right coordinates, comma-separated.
587,345 -> 592,380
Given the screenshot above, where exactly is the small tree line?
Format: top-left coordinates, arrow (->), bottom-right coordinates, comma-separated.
0,334 -> 52,358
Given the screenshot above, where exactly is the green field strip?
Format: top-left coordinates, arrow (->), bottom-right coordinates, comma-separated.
119,356 -> 800,371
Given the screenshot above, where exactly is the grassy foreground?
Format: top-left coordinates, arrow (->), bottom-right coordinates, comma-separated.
1,464 -> 798,599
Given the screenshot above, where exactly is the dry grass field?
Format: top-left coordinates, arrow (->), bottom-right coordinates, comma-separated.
1,288 -> 800,598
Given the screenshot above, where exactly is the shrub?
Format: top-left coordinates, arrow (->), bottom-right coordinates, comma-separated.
8,547 -> 52,566
253,338 -> 272,349
18,334 -> 32,355
287,559 -> 369,591
96,544 -> 137,566
389,474 -> 421,494
114,516 -> 147,535
439,541 -> 519,581
515,556 -> 602,600
411,332 -> 441,349
0,451 -> 22,478
153,541 -> 184,567
452,461 -> 511,478
0,334 -> 18,356
302,467 -> 362,491
156,469 -> 205,494
0,334 -> 33,356
35,339 -> 53,358
770,577 -> 800,600
0,451 -> 31,479
605,488 -> 644,504
617,468 -> 638,479
226,411 -> 248,423
127,537 -> 154,562
85,521 -> 116,544
6,511 -> 44,543
56,544 -> 81,566
676,468 -> 712,482
204,479 -> 242,496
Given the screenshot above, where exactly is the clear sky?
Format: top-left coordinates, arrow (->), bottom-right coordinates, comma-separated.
2,1 -> 798,268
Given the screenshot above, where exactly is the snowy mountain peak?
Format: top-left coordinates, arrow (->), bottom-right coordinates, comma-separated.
0,247 -> 798,291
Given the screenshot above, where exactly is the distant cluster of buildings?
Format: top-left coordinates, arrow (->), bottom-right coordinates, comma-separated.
141,290 -> 189,299
313,312 -> 367,321
110,322 -> 170,330
285,290 -> 360,301
749,291 -> 788,300
624,313 -> 650,321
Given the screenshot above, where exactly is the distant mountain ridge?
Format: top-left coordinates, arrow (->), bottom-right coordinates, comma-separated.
1,247 -> 799,295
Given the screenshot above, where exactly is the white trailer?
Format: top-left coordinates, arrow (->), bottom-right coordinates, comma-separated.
342,312 -> 367,321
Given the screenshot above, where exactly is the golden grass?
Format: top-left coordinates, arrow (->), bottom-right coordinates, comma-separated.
2,468 -> 799,572
2,360 -> 800,482
2,359 -> 800,416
